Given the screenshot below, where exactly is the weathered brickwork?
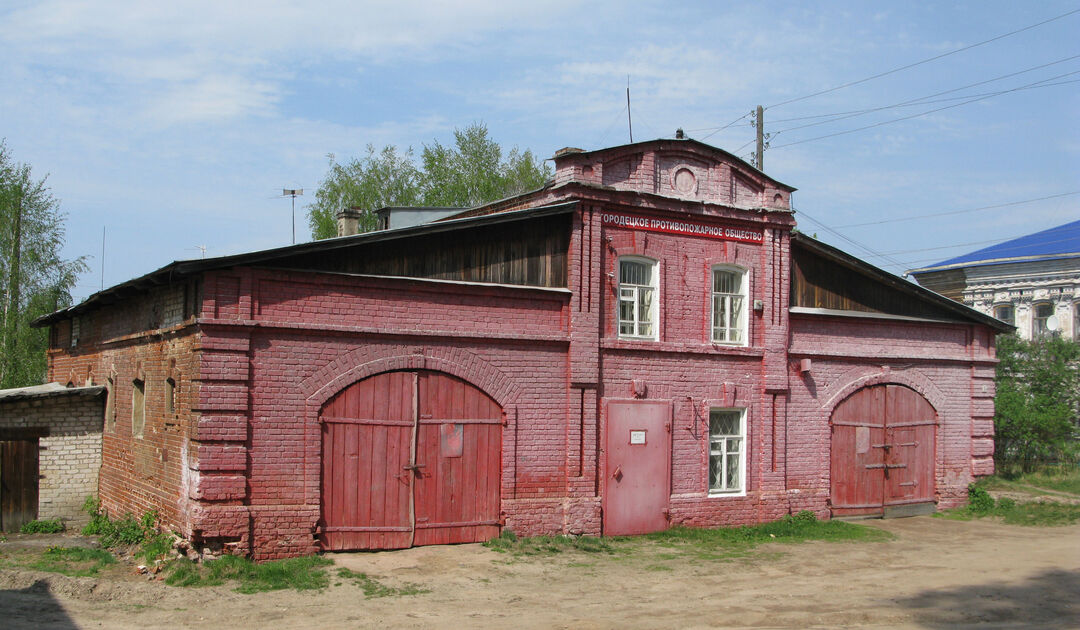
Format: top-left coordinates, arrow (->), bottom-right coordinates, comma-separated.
0,393 -> 104,527
40,140 -> 999,559
46,281 -> 201,536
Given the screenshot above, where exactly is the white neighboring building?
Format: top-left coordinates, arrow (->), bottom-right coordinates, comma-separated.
909,219 -> 1080,341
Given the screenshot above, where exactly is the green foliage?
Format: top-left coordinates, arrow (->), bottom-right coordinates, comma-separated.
485,533 -> 615,556
81,498 -> 166,557
941,479 -> 1080,525
307,144 -> 421,238
993,335 -> 1080,473
0,140 -> 88,388
19,518 -> 65,534
28,545 -> 115,577
164,554 -> 334,593
967,484 -> 996,515
307,123 -> 551,240
484,512 -> 889,560
335,567 -> 429,598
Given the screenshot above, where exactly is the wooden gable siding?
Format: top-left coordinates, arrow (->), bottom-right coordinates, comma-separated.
791,244 -> 960,320
277,214 -> 570,288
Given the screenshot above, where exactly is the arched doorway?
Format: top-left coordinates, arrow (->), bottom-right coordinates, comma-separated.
319,370 -> 503,550
830,384 -> 937,518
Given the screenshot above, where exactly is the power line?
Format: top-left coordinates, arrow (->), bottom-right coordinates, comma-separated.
766,7 -> 1080,110
884,227 -> 1080,257
836,191 -> 1080,228
793,205 -> 908,270
770,54 -> 1080,135
769,69 -> 1080,150
698,110 -> 754,141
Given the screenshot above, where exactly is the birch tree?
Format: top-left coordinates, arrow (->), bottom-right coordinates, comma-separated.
0,141 -> 87,388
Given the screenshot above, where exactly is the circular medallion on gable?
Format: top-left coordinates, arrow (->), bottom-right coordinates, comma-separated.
672,167 -> 697,196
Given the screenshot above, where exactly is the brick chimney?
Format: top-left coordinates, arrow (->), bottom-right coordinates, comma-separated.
336,207 -> 363,237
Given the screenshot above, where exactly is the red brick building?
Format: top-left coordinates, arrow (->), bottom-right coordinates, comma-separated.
35,139 -> 1006,559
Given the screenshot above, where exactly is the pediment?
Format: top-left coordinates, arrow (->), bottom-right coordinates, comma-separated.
553,139 -> 792,210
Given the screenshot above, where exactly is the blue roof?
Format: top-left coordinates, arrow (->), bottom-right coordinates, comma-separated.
912,218 -> 1080,272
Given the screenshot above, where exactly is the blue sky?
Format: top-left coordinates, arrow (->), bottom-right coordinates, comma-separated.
1,1 -> 1077,301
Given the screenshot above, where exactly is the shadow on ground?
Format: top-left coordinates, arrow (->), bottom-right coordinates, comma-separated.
896,568 -> 1079,628
0,579 -> 81,629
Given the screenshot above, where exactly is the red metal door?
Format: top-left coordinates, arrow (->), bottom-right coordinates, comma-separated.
603,400 -> 671,536
319,370 -> 502,550
412,371 -> 502,545
830,384 -> 936,518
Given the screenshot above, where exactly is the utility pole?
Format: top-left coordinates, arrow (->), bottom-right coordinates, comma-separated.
283,188 -> 303,244
755,105 -> 764,170
626,77 -> 634,143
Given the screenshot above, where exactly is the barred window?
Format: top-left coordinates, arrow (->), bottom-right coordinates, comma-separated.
709,409 -> 745,494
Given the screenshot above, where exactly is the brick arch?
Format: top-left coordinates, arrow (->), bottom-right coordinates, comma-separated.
820,366 -> 944,419
301,345 -> 521,412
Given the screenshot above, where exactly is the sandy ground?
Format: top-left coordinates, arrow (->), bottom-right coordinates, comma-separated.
1,516 -> 1078,629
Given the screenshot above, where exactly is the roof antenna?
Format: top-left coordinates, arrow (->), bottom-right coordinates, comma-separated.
626,75 -> 633,143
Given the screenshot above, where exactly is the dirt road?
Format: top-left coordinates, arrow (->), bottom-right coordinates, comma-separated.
2,516 -> 1077,629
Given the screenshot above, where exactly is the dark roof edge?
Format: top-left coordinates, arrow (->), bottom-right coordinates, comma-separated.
908,251 -> 1080,274
792,232 -> 1013,333
0,384 -> 106,403
32,201 -> 579,327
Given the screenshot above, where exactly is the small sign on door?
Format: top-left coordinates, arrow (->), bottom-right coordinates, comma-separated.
629,430 -> 646,445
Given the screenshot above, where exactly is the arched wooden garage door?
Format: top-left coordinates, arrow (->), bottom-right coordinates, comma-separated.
319,370 -> 503,550
830,384 -> 936,518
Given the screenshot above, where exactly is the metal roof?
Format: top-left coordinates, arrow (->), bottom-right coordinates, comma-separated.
909,219 -> 1080,273
793,232 -> 1013,333
0,382 -> 106,403
32,201 -> 578,327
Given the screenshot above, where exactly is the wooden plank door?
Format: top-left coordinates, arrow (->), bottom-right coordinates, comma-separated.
830,386 -> 886,517
603,400 -> 671,536
883,385 -> 936,514
412,371 -> 502,546
320,370 -> 502,550
1,438 -> 39,533
320,371 -> 415,550
830,384 -> 936,518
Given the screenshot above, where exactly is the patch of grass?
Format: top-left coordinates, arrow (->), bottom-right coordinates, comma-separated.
940,483 -> 1080,526
987,465 -> 1080,496
336,567 -> 429,598
483,529 -> 617,556
164,554 -> 334,593
484,512 -> 888,562
19,518 -> 65,534
641,510 -> 890,552
28,545 -> 115,577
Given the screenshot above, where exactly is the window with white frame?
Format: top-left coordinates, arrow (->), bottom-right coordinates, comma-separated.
618,257 -> 658,339
994,304 -> 1015,326
711,266 -> 747,344
1033,302 -> 1054,338
709,409 -> 745,494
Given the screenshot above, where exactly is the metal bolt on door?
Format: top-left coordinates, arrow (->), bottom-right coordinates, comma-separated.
830,384 -> 936,518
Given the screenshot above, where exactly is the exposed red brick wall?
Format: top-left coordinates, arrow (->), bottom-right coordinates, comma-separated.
42,146 -> 997,559
46,282 -> 201,537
